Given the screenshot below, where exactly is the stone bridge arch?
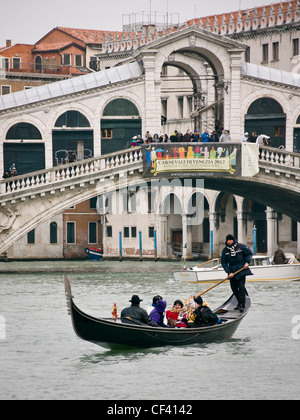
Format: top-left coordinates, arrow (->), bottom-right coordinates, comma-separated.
136,26 -> 246,137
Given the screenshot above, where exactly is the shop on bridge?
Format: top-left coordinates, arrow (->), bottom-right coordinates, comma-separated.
101,99 -> 142,155
245,97 -> 286,148
4,122 -> 45,175
52,110 -> 94,165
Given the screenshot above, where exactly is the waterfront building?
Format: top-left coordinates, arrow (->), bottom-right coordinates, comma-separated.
1,1 -> 300,260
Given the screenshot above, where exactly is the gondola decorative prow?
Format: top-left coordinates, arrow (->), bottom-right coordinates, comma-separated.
64,275 -> 74,316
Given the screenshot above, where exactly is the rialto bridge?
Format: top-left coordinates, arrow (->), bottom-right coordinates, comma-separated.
1,24 -> 300,258
0,144 -> 299,257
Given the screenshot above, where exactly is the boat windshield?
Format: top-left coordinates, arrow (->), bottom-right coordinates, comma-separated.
249,257 -> 271,266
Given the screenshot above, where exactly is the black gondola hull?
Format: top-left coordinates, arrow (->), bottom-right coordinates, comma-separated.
64,276 -> 250,349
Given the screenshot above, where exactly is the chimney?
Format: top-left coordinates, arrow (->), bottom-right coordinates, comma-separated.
6,40 -> 12,48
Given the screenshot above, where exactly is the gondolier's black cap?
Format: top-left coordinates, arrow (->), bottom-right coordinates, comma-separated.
194,296 -> 203,306
226,234 -> 235,242
130,295 -> 143,304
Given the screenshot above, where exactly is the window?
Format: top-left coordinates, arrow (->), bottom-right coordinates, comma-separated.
273,126 -> 285,137
66,222 -> 76,244
293,39 -> 299,57
12,57 -> 21,69
6,122 -> 42,140
245,47 -> 250,63
55,110 -> 90,128
75,55 -> 83,67
272,42 -> 279,61
1,85 -> 11,95
50,222 -> 58,244
106,225 -> 112,237
161,99 -> 168,123
1,57 -> 9,70
149,226 -> 154,238
262,44 -> 269,62
101,129 -> 113,139
123,226 -> 137,238
89,222 -> 97,244
27,229 -> 35,244
178,97 -> 184,119
90,197 -> 97,209
35,56 -> 42,72
62,54 -> 71,66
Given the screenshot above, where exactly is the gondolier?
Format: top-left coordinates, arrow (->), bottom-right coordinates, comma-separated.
221,234 -> 253,312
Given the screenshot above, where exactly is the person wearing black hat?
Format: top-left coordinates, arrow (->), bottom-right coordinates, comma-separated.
188,296 -> 220,327
121,295 -> 158,327
221,234 -> 253,312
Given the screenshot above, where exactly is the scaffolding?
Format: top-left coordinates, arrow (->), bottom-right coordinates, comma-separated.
122,11 -> 180,33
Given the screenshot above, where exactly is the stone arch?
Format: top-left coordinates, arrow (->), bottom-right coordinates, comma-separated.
141,29 -> 236,135
96,91 -> 144,121
153,34 -> 229,82
1,115 -> 46,141
54,110 -> 91,128
47,103 -> 94,128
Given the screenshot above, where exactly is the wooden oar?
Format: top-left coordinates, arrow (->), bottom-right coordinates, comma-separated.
195,266 -> 246,298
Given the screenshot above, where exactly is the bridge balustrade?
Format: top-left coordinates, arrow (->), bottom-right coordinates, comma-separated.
259,146 -> 300,169
0,147 -> 143,196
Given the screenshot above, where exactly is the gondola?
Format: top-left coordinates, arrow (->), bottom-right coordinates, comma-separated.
64,275 -> 251,349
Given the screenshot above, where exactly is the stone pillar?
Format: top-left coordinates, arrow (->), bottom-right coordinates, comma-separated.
266,207 -> 277,255
226,49 -> 243,140
209,211 -> 220,258
182,215 -> 193,260
158,215 -> 168,258
236,210 -> 247,244
142,51 -> 161,135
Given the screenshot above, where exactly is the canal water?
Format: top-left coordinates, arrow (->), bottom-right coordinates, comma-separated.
0,260 -> 299,400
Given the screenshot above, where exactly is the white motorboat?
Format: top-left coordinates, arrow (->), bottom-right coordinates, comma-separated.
174,254 -> 300,283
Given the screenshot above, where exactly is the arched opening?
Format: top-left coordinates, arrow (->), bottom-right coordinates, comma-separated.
101,98 -> 141,154
4,122 -> 45,175
214,192 -> 238,240
35,56 -> 42,72
52,110 -> 93,165
50,222 -> 58,244
160,47 -> 225,137
245,98 -> 286,148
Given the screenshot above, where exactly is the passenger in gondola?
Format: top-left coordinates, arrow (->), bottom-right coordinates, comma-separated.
187,296 -> 221,327
147,295 -> 163,315
166,300 -> 187,328
121,295 -> 158,327
149,300 -> 168,327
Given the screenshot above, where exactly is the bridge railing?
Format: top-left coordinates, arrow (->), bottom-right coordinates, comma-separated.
0,147 -> 143,196
259,146 -> 300,169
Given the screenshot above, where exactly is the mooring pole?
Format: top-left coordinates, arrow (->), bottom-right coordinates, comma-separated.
253,225 -> 257,255
154,230 -> 157,262
119,231 -> 123,262
139,231 -> 143,262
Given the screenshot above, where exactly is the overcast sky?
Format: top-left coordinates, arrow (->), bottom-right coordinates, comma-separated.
1,0 -> 276,45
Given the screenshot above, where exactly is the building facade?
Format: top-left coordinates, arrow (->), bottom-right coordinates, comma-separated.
1,0 -> 300,260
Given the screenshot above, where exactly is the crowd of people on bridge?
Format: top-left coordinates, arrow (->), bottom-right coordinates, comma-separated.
130,129 -> 272,147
